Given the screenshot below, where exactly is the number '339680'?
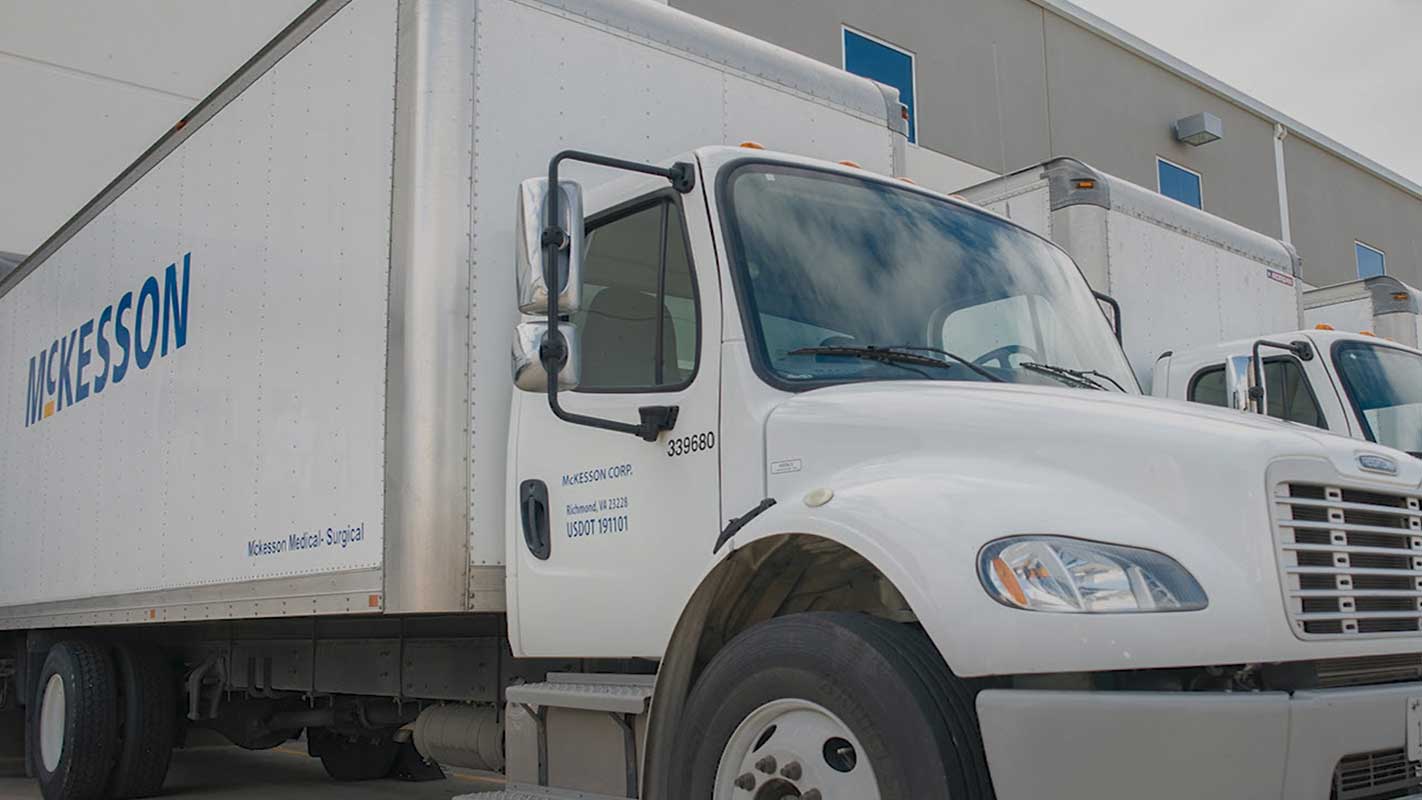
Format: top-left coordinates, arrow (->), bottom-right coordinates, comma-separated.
667,431 -> 715,457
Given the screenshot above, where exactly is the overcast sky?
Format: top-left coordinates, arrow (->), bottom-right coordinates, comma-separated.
1071,0 -> 1422,185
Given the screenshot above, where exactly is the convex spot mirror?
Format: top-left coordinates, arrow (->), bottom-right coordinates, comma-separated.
516,177 -> 584,316
513,322 -> 580,392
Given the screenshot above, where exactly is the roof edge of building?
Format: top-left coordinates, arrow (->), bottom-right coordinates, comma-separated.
1030,0 -> 1422,203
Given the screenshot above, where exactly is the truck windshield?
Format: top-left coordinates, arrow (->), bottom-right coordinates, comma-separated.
719,163 -> 1137,392
1334,340 -> 1422,456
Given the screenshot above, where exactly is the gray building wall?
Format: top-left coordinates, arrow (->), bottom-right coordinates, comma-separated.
671,0 -> 1422,289
1042,13 -> 1284,241
1285,137 -> 1422,286
672,0 -> 1052,173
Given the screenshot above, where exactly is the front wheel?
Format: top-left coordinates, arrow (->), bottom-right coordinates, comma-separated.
671,612 -> 994,800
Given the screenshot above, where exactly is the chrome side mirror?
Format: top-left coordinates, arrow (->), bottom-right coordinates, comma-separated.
513,322 -> 579,392
516,177 -> 584,315
1224,354 -> 1263,413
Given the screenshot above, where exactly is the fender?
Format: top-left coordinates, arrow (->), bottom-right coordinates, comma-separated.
643,450 -> 1274,797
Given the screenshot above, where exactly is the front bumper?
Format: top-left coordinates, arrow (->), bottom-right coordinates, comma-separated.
978,684 -> 1422,800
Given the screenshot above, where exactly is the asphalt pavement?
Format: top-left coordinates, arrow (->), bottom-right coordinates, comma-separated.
0,743 -> 504,799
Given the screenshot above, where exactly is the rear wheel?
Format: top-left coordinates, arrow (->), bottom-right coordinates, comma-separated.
672,612 -> 994,800
108,643 -> 176,798
309,727 -> 400,781
30,641 -> 119,800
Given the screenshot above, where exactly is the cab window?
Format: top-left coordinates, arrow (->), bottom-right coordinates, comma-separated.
572,197 -> 698,392
1188,358 -> 1327,428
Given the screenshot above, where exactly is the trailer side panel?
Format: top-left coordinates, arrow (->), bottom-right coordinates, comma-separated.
0,1 -> 398,625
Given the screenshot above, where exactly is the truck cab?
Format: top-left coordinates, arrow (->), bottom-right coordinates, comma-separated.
508,145 -> 1422,799
1155,328 -> 1422,457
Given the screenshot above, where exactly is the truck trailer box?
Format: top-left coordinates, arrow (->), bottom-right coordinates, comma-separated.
0,0 -> 905,628
1305,275 -> 1422,347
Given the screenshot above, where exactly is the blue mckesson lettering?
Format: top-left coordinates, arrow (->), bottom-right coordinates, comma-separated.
23,253 -> 192,428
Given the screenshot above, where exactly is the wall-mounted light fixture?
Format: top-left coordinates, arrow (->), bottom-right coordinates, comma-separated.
1174,112 -> 1223,146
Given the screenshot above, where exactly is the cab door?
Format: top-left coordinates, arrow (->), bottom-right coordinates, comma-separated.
510,179 -> 721,658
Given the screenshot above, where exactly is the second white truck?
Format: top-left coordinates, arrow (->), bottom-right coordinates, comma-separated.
4,3 -> 1422,800
960,157 -> 1422,458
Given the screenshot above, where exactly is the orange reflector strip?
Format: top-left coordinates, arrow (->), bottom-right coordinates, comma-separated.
738,141 -> 765,150
1360,330 -> 1376,337
838,160 -> 862,168
1314,323 -> 1335,330
897,176 -> 917,184
991,558 -> 1027,607
368,594 -> 382,608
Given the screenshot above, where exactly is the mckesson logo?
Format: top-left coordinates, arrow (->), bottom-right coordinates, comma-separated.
24,253 -> 191,428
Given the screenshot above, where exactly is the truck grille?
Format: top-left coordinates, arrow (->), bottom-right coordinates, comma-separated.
1276,482 -> 1422,639
1317,654 -> 1422,688
1333,748 -> 1422,800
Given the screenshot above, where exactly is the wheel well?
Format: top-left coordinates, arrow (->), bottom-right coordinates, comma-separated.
694,534 -> 915,669
642,533 -> 917,800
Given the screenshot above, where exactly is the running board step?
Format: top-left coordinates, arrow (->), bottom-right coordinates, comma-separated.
504,673 -> 655,799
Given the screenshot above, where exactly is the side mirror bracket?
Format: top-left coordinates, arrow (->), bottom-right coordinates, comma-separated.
537,149 -> 696,442
1245,338 -> 1313,414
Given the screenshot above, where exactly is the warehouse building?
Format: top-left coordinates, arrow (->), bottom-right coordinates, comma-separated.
3,0 -> 1419,288
671,0 -> 1422,288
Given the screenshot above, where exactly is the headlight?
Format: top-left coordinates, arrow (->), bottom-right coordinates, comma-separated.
978,536 -> 1207,613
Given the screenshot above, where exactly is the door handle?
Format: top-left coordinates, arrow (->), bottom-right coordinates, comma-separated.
520,479 -> 551,560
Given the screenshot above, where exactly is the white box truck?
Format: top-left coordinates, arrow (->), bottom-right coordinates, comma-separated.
5,5 -> 1422,800
1305,275 -> 1422,347
960,158 -> 1422,458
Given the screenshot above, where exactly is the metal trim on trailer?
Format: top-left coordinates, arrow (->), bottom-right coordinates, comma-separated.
381,0 -> 479,616
0,569 -> 384,630
0,0 -> 351,300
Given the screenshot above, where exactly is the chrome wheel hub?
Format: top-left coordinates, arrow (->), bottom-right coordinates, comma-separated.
714,698 -> 879,800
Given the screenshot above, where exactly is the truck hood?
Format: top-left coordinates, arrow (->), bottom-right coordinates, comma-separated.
757,380 -> 1422,675
764,380 -> 1394,476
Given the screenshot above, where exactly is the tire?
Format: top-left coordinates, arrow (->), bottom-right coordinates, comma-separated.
29,641 -> 119,800
309,727 -> 400,782
108,643 -> 175,799
671,612 -> 994,800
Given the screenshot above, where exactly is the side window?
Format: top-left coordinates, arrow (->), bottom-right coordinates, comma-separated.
1187,359 -> 1326,428
1263,359 -> 1326,428
1189,366 -> 1227,408
572,198 -> 698,392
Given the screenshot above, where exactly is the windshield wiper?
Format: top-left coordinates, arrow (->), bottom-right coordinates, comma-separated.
1020,361 -> 1125,392
884,345 -> 1006,383
788,345 -> 1003,383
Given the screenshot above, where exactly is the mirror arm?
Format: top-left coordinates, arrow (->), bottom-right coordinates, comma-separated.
1248,338 -> 1313,413
539,149 -> 696,442
1092,290 -> 1122,344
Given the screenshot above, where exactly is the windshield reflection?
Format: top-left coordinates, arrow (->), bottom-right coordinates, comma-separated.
1334,341 -> 1422,456
719,163 -> 1137,392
